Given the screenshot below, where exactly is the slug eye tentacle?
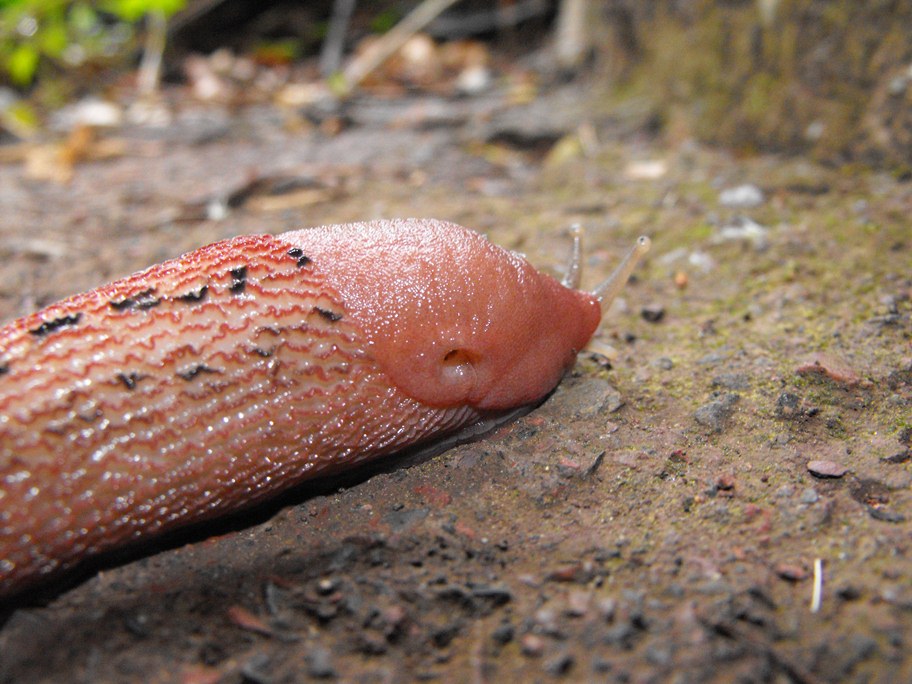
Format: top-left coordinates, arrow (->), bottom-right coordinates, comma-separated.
592,236 -> 651,309
561,223 -> 583,290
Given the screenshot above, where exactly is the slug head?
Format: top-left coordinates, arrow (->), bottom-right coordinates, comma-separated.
280,220 -> 613,411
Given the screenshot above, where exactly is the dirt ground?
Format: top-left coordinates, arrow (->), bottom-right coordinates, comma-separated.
0,78 -> 910,683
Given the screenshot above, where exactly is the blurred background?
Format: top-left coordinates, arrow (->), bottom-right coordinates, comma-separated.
2,0 -> 911,169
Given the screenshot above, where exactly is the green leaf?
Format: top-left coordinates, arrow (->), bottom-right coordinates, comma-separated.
0,0 -> 30,11
7,42 -> 38,85
39,19 -> 67,56
104,0 -> 185,22
69,2 -> 100,34
370,9 -> 400,34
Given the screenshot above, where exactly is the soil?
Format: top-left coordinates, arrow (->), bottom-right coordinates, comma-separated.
0,79 -> 910,683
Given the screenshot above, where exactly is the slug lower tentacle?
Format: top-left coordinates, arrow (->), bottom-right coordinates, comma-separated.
0,219 -> 648,599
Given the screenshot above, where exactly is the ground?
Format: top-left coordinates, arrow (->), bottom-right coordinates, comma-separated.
0,79 -> 909,683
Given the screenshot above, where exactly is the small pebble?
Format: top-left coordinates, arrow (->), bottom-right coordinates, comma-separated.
866,506 -> 906,523
240,654 -> 273,684
776,392 -> 803,419
694,393 -> 740,432
521,633 -> 546,657
712,373 -> 750,390
654,356 -> 674,370
641,304 -> 666,323
799,488 -> 819,504
306,647 -> 336,679
775,563 -> 808,581
316,577 -> 339,595
565,590 -> 591,617
807,460 -> 848,478
625,159 -> 667,180
491,622 -> 515,645
714,216 -> 769,249
544,652 -> 575,676
715,474 -> 735,491
533,608 -> 561,636
719,184 -> 764,208
431,624 -> 460,648
596,597 -> 617,622
796,354 -> 865,388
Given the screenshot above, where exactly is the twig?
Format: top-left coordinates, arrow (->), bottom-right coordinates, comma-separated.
810,558 -> 823,613
320,0 -> 358,76
554,0 -> 590,71
341,0 -> 462,92
137,10 -> 167,96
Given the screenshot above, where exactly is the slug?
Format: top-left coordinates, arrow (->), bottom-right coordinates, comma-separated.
0,219 -> 649,599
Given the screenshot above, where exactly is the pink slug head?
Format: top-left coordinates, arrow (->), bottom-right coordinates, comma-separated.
278,219 -> 648,411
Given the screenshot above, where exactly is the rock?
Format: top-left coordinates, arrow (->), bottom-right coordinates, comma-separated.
544,652 -> 575,676
899,426 -> 912,446
719,184 -> 764,208
564,590 -> 591,617
470,584 -> 513,606
714,216 -> 769,249
775,563 -> 808,581
306,647 -> 336,679
776,392 -> 803,419
491,622 -> 515,645
548,378 -> 623,418
694,393 -> 740,432
533,608 -> 561,636
807,460 -> 848,478
712,372 -> 750,390
866,506 -> 906,523
50,96 -> 123,130
796,353 -> 866,388
520,633 -> 545,657
714,474 -> 735,493
881,449 -> 911,464
799,488 -> 819,504
641,304 -> 666,323
625,159 -> 667,180
431,623 -> 461,648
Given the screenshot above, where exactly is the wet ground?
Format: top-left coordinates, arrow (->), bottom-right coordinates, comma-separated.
0,79 -> 910,683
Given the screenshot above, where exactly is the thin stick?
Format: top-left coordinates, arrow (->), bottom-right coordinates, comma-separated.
137,10 -> 167,96
320,0 -> 357,76
341,0 -> 461,92
810,558 -> 823,613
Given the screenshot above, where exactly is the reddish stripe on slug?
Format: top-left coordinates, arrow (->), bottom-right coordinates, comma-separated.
0,219 -> 627,599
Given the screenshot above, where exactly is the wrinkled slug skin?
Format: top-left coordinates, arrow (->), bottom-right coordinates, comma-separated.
0,219 -> 602,598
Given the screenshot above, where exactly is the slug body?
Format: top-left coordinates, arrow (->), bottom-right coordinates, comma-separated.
0,219 -> 646,598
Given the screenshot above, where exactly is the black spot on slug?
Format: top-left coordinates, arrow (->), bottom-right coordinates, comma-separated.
0,363 -> 8,376
229,266 -> 247,294
177,285 -> 209,303
177,364 -> 220,381
313,306 -> 342,322
30,313 -> 82,337
117,372 -> 146,390
110,288 -> 160,311
250,347 -> 274,358
287,247 -> 311,267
